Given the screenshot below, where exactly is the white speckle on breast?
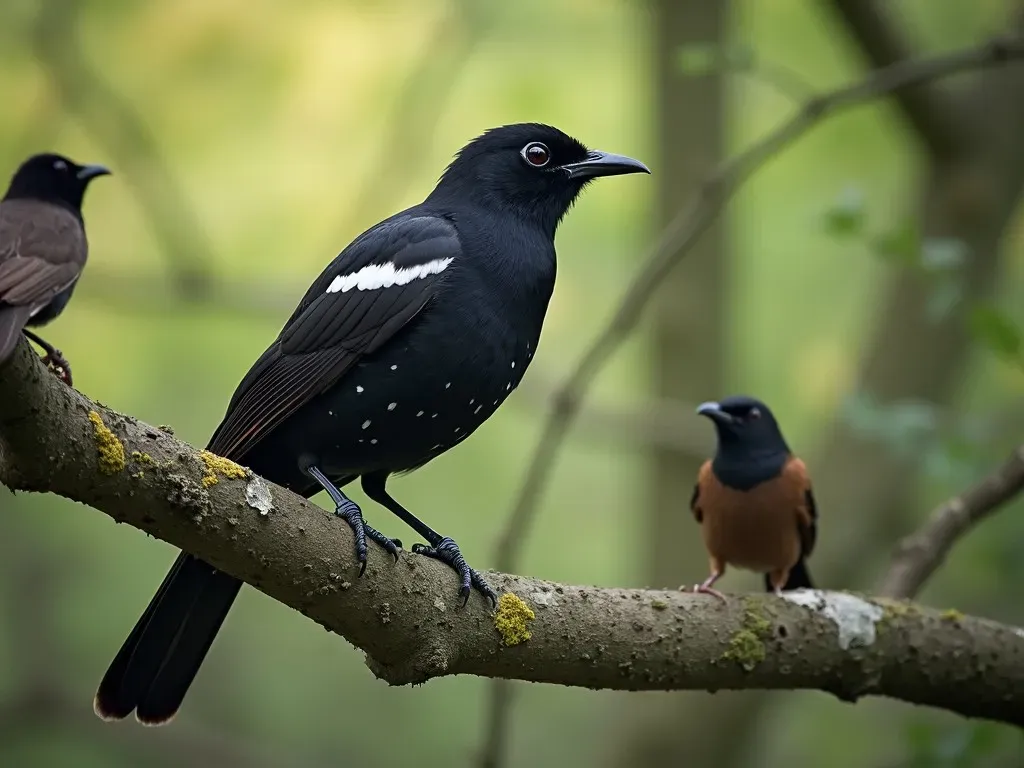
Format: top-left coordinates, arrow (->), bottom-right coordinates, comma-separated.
474,405 -> 482,414
390,364 -> 398,371
356,386 -> 364,393
387,402 -> 396,411
445,382 -> 451,389
782,590 -> 884,650
370,439 -> 378,444
362,420 -> 371,429
431,413 -> 438,419
416,411 -> 424,417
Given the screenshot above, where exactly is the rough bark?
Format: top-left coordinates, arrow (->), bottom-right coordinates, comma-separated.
3,340 -> 1024,727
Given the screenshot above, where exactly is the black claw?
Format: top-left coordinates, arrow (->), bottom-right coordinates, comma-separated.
412,536 -> 494,606
333,499 -> 400,575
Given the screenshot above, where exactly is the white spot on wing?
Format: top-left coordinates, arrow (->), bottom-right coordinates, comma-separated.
326,257 -> 454,293
362,420 -> 371,429
387,402 -> 397,411
416,411 -> 424,417
474,405 -> 482,414
782,590 -> 883,650
356,386 -> 364,393
391,365 -> 398,371
370,439 -> 378,444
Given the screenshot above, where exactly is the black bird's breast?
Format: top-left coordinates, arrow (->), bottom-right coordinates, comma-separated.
241,211 -> 556,491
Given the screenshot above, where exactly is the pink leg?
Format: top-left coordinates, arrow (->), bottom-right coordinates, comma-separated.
691,571 -> 727,602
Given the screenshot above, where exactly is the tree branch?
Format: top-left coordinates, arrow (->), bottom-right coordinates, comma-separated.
826,0 -> 969,159
2,343 -> 1024,726
497,33 -> 1024,589
880,446 -> 1024,599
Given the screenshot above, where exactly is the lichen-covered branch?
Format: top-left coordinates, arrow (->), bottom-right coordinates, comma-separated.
2,339 -> 1024,727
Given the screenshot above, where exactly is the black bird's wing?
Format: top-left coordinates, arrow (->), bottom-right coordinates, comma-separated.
208,214 -> 461,460
94,214 -> 463,725
0,200 -> 85,360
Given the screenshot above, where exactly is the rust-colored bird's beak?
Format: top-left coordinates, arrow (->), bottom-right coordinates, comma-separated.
696,401 -> 734,426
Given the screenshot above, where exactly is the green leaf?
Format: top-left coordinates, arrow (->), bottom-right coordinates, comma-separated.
822,186 -> 865,237
968,304 -> 1022,363
871,220 -> 920,264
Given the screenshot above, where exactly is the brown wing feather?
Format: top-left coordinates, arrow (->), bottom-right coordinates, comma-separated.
690,460 -> 713,523
783,457 -> 818,558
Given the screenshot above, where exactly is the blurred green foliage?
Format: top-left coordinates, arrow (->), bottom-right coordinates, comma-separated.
0,1 -> 1022,767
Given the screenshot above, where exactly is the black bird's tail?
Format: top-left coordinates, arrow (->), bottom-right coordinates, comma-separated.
0,305 -> 33,364
765,558 -> 814,592
94,552 -> 243,725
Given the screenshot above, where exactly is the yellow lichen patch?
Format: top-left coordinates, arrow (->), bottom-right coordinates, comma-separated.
494,592 -> 535,646
198,450 -> 247,488
940,609 -> 964,622
722,601 -> 772,672
130,450 -> 153,464
88,411 -> 125,475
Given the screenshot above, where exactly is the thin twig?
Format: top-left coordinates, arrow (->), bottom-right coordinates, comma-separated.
879,445 -> 1024,599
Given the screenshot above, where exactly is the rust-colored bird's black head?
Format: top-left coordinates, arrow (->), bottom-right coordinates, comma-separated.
697,395 -> 791,491
429,123 -> 649,235
3,153 -> 111,215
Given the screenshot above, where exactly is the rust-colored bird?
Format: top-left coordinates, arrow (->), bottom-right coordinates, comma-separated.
689,396 -> 816,598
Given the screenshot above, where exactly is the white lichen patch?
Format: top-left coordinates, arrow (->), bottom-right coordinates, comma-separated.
782,590 -> 884,650
530,591 -> 556,607
245,475 -> 274,516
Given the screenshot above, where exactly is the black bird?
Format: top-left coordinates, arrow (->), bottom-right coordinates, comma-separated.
0,152 -> 110,386
94,123 -> 649,725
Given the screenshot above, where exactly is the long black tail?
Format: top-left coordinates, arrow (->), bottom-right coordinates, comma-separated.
94,552 -> 242,725
765,558 -> 814,592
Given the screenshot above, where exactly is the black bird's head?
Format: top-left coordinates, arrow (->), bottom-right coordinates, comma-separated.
3,153 -> 111,212
430,123 -> 649,234
697,396 -> 791,490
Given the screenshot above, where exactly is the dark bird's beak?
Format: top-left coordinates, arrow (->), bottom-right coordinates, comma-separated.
560,150 -> 650,180
77,164 -> 111,181
696,401 -> 734,426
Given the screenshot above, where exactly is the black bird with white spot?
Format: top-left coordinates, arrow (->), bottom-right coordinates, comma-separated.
0,153 -> 110,385
93,123 -> 649,725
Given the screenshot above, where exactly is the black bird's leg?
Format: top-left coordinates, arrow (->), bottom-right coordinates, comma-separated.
305,466 -> 401,576
23,328 -> 72,386
361,471 -> 496,607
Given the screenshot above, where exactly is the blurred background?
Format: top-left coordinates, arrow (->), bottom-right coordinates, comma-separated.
2,0 -> 1024,766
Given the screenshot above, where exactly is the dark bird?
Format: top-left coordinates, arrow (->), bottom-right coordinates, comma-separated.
689,396 -> 816,598
93,123 -> 649,725
0,153 -> 110,386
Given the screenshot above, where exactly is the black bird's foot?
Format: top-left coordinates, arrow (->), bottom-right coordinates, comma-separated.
412,536 -> 497,607
24,330 -> 72,386
333,499 -> 401,576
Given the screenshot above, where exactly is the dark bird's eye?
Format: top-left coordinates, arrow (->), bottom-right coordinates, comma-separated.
522,142 -> 550,168
53,160 -> 68,171
748,407 -> 762,419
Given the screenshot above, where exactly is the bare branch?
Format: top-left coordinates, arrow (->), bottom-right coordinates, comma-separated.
826,0 -> 969,158
497,34 -> 1024,580
1,342 -> 1024,725
880,446 -> 1024,599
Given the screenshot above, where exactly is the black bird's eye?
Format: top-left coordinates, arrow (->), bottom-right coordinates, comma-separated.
53,160 -> 68,171
748,407 -> 762,420
521,142 -> 550,168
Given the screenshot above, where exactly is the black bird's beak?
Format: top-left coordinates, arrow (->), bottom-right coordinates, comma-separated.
77,164 -> 111,181
696,401 -> 735,426
560,150 -> 650,180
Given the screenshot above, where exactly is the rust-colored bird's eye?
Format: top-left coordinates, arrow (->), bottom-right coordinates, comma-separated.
522,142 -> 550,167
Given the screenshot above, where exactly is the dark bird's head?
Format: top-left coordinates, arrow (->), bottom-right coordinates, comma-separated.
697,396 -> 791,490
3,153 -> 111,213
429,123 -> 649,234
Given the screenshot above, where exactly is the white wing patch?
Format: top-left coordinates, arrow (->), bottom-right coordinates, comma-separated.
325,257 -> 454,294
